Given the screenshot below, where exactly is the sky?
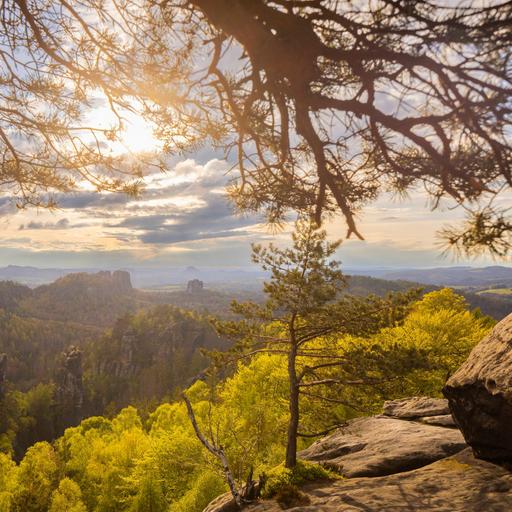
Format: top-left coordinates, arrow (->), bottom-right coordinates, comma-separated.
1,145 -> 511,271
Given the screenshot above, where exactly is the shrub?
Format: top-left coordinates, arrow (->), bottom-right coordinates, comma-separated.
261,460 -> 337,499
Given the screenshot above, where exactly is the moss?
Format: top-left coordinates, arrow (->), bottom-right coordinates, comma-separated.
436,459 -> 472,472
261,460 -> 339,499
273,483 -> 310,509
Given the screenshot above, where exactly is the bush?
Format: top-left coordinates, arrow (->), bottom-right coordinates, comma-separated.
261,460 -> 337,499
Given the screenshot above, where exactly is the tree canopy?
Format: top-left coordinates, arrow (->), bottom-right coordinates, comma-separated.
0,287 -> 493,511
2,0 -> 512,253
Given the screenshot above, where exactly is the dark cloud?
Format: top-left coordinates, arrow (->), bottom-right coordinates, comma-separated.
55,192 -> 131,209
108,194 -> 258,245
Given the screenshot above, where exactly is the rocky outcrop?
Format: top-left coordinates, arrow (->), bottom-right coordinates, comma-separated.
299,415 -> 466,477
242,449 -> 512,511
187,279 -> 204,293
0,353 -> 7,399
383,396 -> 450,418
443,313 -> 512,461
383,396 -> 456,427
54,346 -> 84,432
204,396 -> 512,512
112,270 -> 132,292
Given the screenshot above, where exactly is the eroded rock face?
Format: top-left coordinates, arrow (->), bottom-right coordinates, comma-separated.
383,396 -> 456,428
243,449 -> 512,512
299,416 -> 466,477
187,279 -> 204,293
443,313 -> 512,461
54,346 -> 84,432
0,353 -> 7,399
383,396 -> 450,419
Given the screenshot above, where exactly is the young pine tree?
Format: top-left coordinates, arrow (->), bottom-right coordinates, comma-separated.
214,219 -> 415,469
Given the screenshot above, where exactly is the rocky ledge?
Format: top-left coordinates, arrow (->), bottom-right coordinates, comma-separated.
246,448 -> 512,512
205,397 -> 511,512
298,405 -> 465,478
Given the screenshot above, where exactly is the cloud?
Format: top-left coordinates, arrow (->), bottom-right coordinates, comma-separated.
20,218 -> 70,230
1,156 -> 509,270
108,193 -> 258,244
54,192 -> 131,209
0,198 -> 17,216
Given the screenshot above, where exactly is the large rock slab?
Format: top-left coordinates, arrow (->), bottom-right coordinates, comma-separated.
244,449 -> 512,511
383,396 -> 450,418
299,416 -> 466,477
443,313 -> 512,461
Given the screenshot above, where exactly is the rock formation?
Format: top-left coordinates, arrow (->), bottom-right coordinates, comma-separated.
383,396 -> 456,427
237,449 -> 512,511
299,415 -> 465,477
443,312 -> 512,461
187,279 -> 204,293
112,270 -> 133,292
54,346 -> 84,432
0,353 -> 7,399
205,397 -> 512,512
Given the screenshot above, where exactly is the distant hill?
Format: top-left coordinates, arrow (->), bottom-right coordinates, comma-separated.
1,268 -> 510,327
0,264 -> 267,288
0,269 -> 263,326
16,270 -> 153,327
383,266 -> 512,287
344,275 -> 511,320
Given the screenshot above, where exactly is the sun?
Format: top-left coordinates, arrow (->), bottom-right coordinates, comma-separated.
117,114 -> 162,154
86,100 -> 163,155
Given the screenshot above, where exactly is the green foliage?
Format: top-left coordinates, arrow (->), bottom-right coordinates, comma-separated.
11,442 -> 59,512
367,288 -> 493,397
0,453 -> 18,510
0,309 -> 95,389
49,478 -> 87,512
0,286 -> 493,512
261,460 -> 336,499
169,470 -> 226,512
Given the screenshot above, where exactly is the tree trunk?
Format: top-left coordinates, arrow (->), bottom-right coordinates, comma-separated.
183,394 -> 243,508
285,341 -> 299,469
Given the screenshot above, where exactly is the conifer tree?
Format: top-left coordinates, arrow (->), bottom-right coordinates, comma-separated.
214,218 -> 416,468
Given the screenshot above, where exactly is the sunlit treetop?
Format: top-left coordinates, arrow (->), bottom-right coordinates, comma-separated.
2,0 -> 512,255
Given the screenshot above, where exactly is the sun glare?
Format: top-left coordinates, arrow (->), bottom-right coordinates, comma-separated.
118,115 -> 162,154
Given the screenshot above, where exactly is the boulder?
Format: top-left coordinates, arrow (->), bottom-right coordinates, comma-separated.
443,313 -> 512,461
299,416 -> 466,477
383,396 -> 450,418
243,449 -> 512,512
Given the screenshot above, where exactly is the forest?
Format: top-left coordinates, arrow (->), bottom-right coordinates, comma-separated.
1,0 -> 512,510
0,222 -> 496,511
0,285 -> 492,511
